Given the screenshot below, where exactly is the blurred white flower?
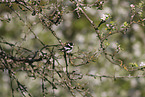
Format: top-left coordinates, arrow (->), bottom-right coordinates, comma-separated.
139,62 -> 145,66
130,4 -> 135,8
101,14 -> 109,21
106,24 -> 109,27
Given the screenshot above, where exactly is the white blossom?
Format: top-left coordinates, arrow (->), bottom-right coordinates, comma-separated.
101,14 -> 109,21
130,4 -> 135,8
139,62 -> 145,66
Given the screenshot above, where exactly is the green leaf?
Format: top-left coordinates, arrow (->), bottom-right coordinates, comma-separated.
129,63 -> 138,67
123,22 -> 128,27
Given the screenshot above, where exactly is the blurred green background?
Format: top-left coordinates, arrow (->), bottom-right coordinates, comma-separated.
1,0 -> 145,97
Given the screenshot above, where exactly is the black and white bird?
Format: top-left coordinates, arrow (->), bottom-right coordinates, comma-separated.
59,42 -> 74,53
